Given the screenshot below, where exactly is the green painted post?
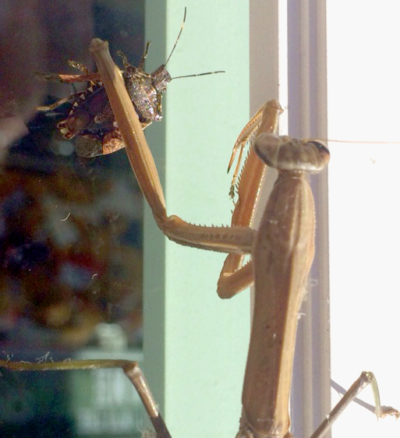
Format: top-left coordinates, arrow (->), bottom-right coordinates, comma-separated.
143,2 -> 250,438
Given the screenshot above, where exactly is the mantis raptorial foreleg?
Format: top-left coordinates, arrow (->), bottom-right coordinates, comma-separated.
87,39 -> 399,437
227,103 -> 266,199
2,38 -> 398,438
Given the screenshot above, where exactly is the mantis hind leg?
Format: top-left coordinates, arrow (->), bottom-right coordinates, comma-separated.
310,372 -> 399,438
0,359 -> 172,438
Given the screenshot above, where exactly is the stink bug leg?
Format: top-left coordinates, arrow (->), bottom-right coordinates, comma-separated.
36,8 -> 222,158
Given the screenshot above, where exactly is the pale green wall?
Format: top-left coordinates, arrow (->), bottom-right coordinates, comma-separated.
143,2 -> 251,438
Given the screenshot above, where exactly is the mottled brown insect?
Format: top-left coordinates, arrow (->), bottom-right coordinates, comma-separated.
36,43 -> 171,158
36,9 -> 224,159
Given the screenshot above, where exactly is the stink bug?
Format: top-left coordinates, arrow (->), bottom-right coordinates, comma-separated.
36,40 -> 172,158
36,9 -> 223,158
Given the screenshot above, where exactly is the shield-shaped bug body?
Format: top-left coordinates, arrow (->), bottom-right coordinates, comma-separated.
37,45 -> 171,158
36,9 -> 222,158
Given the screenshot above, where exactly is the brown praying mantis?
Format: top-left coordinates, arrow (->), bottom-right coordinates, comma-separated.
1,38 -> 399,438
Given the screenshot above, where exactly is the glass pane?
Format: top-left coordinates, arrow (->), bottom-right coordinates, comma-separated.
0,1 -> 146,437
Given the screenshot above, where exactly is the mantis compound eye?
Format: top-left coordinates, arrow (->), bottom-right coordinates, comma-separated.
254,133 -> 330,173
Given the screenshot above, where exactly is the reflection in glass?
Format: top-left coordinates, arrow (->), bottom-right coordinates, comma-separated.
0,2 -> 146,436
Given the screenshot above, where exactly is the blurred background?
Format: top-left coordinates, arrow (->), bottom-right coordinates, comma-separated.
0,1 -> 147,436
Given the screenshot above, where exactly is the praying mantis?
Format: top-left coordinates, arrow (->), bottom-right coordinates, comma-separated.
1,38 -> 399,438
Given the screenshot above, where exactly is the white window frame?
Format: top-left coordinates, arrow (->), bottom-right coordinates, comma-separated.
250,2 -> 400,438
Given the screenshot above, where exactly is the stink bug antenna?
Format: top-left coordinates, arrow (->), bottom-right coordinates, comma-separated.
172,71 -> 225,80
165,7 -> 187,67
165,8 -> 224,80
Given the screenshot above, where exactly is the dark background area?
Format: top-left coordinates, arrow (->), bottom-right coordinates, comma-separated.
0,1 -> 146,436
